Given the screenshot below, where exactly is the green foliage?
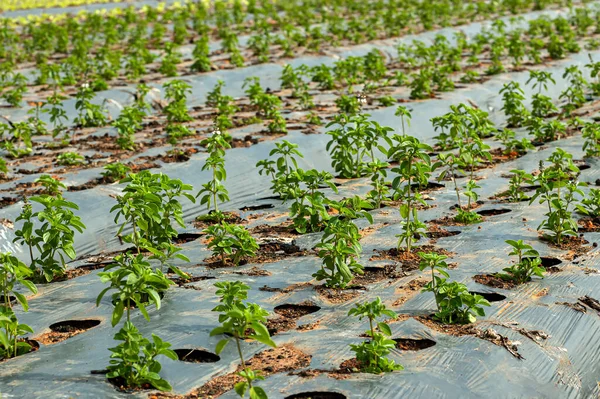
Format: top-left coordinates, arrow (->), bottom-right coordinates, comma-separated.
107,321 -> 177,391
74,83 -> 107,128
348,297 -> 401,373
389,135 -> 433,252
14,194 -> 86,282
287,168 -> 337,233
505,169 -> 533,203
196,128 -> 231,221
256,140 -> 303,200
530,149 -> 585,244
111,171 -> 195,254
56,152 -> 85,166
497,240 -> 544,284
203,222 -> 258,266
419,252 -> 489,324
582,122 -> 600,157
499,81 -> 529,127
211,281 -> 275,399
97,253 -> 173,326
102,163 -> 131,182
326,113 -> 393,178
0,253 -> 37,360
163,79 -> 192,123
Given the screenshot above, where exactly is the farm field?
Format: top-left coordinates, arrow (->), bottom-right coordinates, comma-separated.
1,0 -> 600,398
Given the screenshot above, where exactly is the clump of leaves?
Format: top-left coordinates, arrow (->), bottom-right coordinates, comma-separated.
348,297 -> 402,374
0,253 -> 37,360
107,321 -> 177,391
497,240 -> 544,284
419,252 -> 490,324
210,281 -> 275,399
203,222 -> 258,266
56,152 -> 85,166
505,169 -> 533,203
102,163 -> 131,182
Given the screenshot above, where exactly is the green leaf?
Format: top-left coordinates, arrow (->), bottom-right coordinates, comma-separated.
215,338 -> 229,354
250,386 -> 269,399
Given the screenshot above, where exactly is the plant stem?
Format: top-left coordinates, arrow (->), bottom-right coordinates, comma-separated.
234,333 -> 252,389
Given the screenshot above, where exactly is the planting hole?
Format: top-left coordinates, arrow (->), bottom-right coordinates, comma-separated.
49,319 -> 101,333
285,393 -> 347,399
469,291 -> 506,302
173,348 -> 220,363
410,181 -> 445,190
174,232 -> 202,244
239,204 -> 275,211
394,338 -> 436,351
477,209 -> 511,217
540,257 -> 562,267
274,303 -> 321,318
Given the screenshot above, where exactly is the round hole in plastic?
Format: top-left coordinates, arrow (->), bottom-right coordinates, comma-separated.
175,232 -> 203,244
524,256 -> 562,268
284,392 -> 347,399
274,303 -> 321,317
477,209 -> 512,217
394,338 -> 436,351
469,291 -> 507,302
173,348 -> 220,363
49,319 -> 101,333
239,204 -> 275,211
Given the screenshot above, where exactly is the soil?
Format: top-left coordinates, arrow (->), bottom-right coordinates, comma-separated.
370,245 -> 453,271
267,301 -> 320,334
163,344 -> 311,399
249,221 -> 301,239
541,234 -> 591,256
578,217 -> 600,232
315,285 -> 365,303
204,241 -> 305,268
473,274 -> 518,289
392,278 -> 429,306
193,212 -> 245,230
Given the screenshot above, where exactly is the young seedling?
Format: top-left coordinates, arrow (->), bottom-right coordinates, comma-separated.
210,281 -> 275,399
497,240 -> 544,284
389,135 -> 433,252
203,222 -> 258,266
314,203 -> 372,288
196,127 -> 231,223
0,253 -> 37,360
419,252 -> 490,324
107,322 -> 177,391
348,297 -> 402,373
505,169 -> 533,202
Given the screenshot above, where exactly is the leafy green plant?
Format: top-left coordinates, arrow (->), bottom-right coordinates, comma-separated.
102,163 -> 131,182
419,252 -> 489,324
163,79 -> 192,123
196,128 -> 231,223
287,168 -> 337,233
111,171 -> 195,257
210,281 -> 275,399
14,194 -> 86,282
326,114 -> 392,178
348,297 -> 402,373
389,135 -> 433,252
314,203 -> 372,288
0,253 -> 37,360
256,140 -> 304,200
97,253 -> 173,326
203,222 -> 258,266
505,169 -> 533,202
500,81 -> 529,127
497,240 -> 544,284
56,152 -> 85,166
530,150 -> 585,245
527,71 -> 557,118
106,322 -> 177,392
74,83 -> 107,128
582,122 -> 600,157
577,188 -> 600,221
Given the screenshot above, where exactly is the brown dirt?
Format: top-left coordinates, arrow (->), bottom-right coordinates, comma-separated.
370,245 -> 453,271
578,217 -> 600,232
249,221 -> 300,239
473,274 -> 518,289
541,234 -> 591,256
352,265 -> 404,285
266,301 -> 320,334
315,285 -> 363,303
36,327 -> 87,345
168,344 -> 311,399
205,241 -> 305,269
392,278 -> 428,306
193,212 -> 244,230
